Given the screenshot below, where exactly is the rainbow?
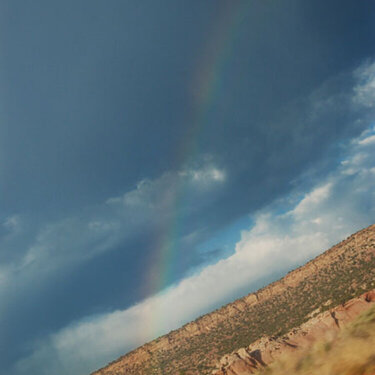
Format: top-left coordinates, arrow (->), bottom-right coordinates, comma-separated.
141,1 -> 251,336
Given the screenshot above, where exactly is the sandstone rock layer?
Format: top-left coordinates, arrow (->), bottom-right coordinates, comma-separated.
213,290 -> 375,375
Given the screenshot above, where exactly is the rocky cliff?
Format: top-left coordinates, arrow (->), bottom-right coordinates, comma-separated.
213,290 -> 375,375
91,224 -> 375,375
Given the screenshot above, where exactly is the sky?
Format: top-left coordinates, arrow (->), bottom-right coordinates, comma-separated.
0,1 -> 375,374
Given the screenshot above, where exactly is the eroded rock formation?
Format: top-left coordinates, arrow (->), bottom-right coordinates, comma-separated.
213,290 -> 375,375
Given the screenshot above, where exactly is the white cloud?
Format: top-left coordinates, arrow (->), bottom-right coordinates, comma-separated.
181,166 -> 226,185
106,164 -> 225,212
353,61 -> 375,108
13,122 -> 375,375
292,182 -> 332,216
358,134 -> 375,146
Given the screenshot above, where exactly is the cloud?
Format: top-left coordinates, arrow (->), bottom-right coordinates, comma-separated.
12,121 -> 375,375
353,61 -> 375,108
179,166 -> 226,186
358,134 -> 375,146
292,182 -> 332,216
0,161 -> 227,333
106,165 -> 226,216
0,161 -> 225,273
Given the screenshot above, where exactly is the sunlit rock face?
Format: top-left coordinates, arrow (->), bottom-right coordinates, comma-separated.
212,290 -> 375,375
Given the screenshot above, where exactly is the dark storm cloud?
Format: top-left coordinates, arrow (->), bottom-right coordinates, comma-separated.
0,1 -> 374,374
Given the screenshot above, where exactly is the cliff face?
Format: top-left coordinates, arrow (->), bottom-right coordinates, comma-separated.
213,290 -> 375,375
92,225 -> 375,375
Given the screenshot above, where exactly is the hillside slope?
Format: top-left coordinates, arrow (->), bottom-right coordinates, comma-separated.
92,224 -> 375,375
261,298 -> 375,375
213,290 -> 375,375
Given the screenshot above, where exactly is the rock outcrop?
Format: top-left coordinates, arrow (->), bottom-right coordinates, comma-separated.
213,290 -> 375,375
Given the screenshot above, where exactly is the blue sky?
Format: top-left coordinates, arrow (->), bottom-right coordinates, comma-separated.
0,1 -> 375,374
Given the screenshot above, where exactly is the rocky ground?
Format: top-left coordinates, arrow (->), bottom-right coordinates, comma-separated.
213,290 -> 375,375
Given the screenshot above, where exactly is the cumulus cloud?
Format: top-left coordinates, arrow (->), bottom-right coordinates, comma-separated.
13,122 -> 375,375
